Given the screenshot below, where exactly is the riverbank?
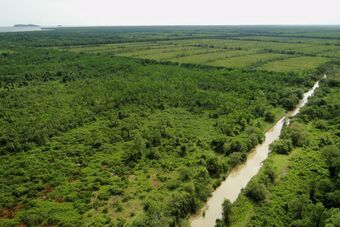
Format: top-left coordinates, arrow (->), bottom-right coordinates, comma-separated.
229,72 -> 340,226
230,149 -> 301,227
189,79 -> 322,227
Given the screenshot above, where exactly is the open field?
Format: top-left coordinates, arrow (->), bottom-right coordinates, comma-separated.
321,49 -> 340,58
258,56 -> 331,72
207,53 -> 290,68
65,36 -> 340,73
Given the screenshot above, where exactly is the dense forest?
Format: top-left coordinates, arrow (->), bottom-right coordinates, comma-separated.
0,26 -> 339,226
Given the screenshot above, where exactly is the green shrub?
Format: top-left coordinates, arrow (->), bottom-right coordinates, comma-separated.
228,152 -> 246,167
282,122 -> 308,147
270,139 -> 293,154
246,182 -> 266,202
264,111 -> 275,123
222,199 -> 232,225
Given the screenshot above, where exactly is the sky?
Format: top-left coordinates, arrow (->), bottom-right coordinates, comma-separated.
1,0 -> 340,26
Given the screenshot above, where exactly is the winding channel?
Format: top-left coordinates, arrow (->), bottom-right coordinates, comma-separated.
190,76 -> 324,227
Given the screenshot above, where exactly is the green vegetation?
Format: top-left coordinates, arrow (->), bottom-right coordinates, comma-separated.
66,39 -> 337,73
258,56 -> 330,73
0,26 -> 339,226
229,64 -> 340,227
216,199 -> 232,226
1,47 -> 311,226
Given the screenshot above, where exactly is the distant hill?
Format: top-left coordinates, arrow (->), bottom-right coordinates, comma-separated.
14,24 -> 40,27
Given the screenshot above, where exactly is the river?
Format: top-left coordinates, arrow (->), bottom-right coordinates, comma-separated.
0,27 -> 43,33
190,77 -> 323,227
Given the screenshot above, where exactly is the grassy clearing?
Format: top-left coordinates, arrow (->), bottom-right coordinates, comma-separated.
65,37 -> 336,73
320,49 -> 340,59
170,50 -> 254,64
68,42 -> 178,54
258,56 -> 330,72
235,36 -> 340,45
207,53 -> 290,68
122,47 -> 225,61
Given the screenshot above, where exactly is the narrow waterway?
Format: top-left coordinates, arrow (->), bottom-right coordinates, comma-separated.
190,78 -> 323,227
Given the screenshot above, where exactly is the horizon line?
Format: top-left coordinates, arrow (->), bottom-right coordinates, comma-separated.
2,24 -> 340,28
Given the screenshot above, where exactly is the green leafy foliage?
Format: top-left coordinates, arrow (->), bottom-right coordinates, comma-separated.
270,139 -> 293,154
245,182 -> 267,202
0,26 -> 338,226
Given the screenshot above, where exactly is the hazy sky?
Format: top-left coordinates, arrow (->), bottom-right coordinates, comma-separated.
1,0 -> 340,26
